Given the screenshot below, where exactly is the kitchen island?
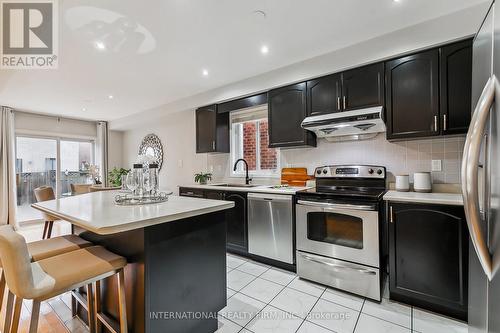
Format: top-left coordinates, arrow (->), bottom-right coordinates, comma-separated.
32,191 -> 234,333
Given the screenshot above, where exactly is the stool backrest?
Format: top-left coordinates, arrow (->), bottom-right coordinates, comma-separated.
0,226 -> 54,300
33,186 -> 57,222
89,185 -> 120,192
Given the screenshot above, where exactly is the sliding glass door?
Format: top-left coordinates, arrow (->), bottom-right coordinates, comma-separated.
15,136 -> 95,223
16,137 -> 57,222
59,140 -> 94,196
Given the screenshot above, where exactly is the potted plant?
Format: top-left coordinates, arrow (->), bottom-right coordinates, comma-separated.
194,172 -> 212,185
108,167 -> 131,187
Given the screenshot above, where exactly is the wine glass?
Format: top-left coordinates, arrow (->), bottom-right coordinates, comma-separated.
125,172 -> 137,198
143,173 -> 153,198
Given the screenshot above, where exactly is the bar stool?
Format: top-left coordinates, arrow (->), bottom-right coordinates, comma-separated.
0,226 -> 128,333
33,186 -> 60,239
0,233 -> 93,331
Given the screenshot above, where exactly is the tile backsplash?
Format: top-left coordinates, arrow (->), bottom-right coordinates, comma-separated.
208,134 -> 465,184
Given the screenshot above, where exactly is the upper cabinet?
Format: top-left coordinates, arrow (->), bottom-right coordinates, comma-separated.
440,39 -> 473,135
268,83 -> 316,148
341,63 -> 384,111
306,63 -> 384,116
385,49 -> 440,140
195,105 -> 230,153
306,73 -> 342,116
386,39 -> 473,140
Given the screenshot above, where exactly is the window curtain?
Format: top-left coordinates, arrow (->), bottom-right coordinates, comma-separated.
96,121 -> 108,185
0,107 -> 17,227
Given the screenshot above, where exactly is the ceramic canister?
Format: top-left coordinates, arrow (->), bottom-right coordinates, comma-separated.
395,175 -> 410,192
414,172 -> 432,193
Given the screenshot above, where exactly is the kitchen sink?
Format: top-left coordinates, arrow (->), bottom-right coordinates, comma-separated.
214,184 -> 258,188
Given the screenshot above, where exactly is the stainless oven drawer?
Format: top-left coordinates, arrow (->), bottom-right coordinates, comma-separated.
297,251 -> 381,301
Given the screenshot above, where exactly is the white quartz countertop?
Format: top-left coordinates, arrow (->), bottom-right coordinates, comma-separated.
179,183 -> 312,195
383,190 -> 464,206
32,191 -> 235,235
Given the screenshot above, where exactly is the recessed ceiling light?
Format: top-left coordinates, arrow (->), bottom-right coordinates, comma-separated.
261,45 -> 269,55
108,95 -> 114,99
82,107 -> 87,111
94,41 -> 106,50
393,0 -> 401,2
202,69 -> 209,76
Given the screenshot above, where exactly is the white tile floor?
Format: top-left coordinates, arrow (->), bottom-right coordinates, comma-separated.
218,253 -> 469,333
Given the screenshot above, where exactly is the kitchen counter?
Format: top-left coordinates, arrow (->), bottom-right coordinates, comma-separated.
32,190 -> 233,332
32,190 -> 234,235
383,190 -> 464,206
179,183 -> 313,194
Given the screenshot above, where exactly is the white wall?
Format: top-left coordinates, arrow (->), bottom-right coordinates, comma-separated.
122,110 -> 207,191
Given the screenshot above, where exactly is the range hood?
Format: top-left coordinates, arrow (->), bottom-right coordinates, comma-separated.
301,106 -> 386,142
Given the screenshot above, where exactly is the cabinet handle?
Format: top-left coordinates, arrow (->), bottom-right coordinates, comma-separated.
390,206 -> 394,223
434,115 -> 438,132
443,114 -> 447,131
337,97 -> 341,111
343,96 -> 347,110
212,141 -> 216,150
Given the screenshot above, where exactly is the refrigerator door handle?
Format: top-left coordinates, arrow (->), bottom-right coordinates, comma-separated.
462,75 -> 498,281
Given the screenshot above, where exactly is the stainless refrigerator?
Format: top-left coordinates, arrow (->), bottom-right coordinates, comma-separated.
465,1 -> 500,332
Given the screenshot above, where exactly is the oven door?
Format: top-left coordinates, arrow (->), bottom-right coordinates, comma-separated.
296,200 -> 380,268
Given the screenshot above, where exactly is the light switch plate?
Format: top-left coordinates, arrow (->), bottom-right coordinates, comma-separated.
432,159 -> 442,172
177,159 -> 183,168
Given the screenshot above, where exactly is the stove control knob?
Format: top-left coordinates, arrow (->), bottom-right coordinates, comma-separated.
316,169 -> 322,175
368,168 -> 374,174
322,169 -> 328,174
377,169 -> 383,175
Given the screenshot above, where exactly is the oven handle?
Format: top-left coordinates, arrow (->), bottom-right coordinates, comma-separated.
297,200 -> 376,211
299,253 -> 377,275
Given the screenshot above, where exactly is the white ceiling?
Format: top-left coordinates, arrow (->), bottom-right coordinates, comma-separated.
0,0 -> 489,122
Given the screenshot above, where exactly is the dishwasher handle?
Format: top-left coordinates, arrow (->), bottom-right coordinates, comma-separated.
247,193 -> 293,202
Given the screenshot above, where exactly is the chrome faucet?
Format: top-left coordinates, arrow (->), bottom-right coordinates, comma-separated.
233,159 -> 252,185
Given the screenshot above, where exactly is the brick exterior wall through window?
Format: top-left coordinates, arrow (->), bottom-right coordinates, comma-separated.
259,121 -> 277,170
243,122 -> 257,170
241,120 -> 277,172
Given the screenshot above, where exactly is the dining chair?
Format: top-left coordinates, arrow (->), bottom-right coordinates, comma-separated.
0,225 -> 128,333
70,183 -> 92,195
33,186 -> 59,239
0,233 -> 93,332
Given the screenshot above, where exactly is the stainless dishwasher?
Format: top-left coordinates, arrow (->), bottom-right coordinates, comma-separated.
247,193 -> 293,264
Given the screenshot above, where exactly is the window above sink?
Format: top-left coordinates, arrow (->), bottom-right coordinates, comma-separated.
230,105 -> 280,178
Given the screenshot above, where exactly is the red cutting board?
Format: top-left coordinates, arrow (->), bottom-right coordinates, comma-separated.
281,168 -> 314,186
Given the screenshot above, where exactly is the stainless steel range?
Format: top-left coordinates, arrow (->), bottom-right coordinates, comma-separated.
296,165 -> 386,301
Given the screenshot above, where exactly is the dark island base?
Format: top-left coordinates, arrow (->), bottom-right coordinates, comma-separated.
73,211 -> 227,333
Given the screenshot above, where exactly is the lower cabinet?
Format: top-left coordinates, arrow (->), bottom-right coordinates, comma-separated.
388,202 -> 469,320
180,188 -> 248,254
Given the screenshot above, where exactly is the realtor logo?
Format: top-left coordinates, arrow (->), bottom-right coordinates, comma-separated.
1,0 -> 58,69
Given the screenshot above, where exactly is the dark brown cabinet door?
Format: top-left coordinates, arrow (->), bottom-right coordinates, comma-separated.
195,105 -> 229,153
268,83 -> 316,148
386,49 -> 440,140
224,192 -> 248,254
196,105 -> 216,153
306,74 -> 342,116
342,62 -> 384,111
440,39 -> 473,135
388,202 -> 468,320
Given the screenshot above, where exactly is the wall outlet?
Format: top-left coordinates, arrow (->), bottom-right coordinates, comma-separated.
177,159 -> 183,168
432,159 -> 442,172
209,165 -> 214,172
